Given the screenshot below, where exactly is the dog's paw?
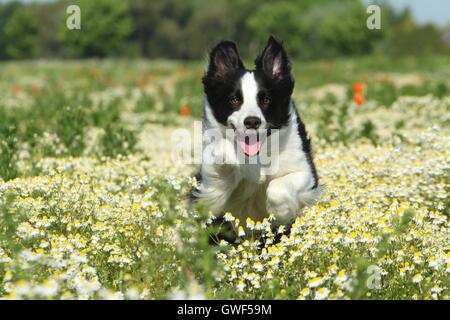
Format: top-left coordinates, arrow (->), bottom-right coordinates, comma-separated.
215,139 -> 239,166
266,178 -> 298,223
266,172 -> 320,223
203,139 -> 239,167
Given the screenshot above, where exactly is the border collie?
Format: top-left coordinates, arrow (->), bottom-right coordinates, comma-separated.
192,36 -> 319,225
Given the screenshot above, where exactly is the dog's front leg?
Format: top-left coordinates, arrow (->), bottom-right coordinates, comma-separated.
199,139 -> 240,213
212,138 -> 240,166
266,171 -> 319,223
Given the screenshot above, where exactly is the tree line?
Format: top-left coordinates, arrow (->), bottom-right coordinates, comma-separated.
0,0 -> 447,61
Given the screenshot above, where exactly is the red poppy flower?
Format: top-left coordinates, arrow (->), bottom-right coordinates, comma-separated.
180,105 -> 190,116
12,85 -> 23,94
31,83 -> 41,96
137,78 -> 145,88
353,92 -> 364,106
89,68 -> 99,78
352,83 -> 364,92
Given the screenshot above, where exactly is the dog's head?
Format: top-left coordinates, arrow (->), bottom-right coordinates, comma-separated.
202,36 -> 294,157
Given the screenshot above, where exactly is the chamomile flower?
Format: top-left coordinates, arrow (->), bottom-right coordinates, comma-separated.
412,273 -> 423,283
314,288 -> 330,300
308,276 -> 325,288
238,226 -> 245,237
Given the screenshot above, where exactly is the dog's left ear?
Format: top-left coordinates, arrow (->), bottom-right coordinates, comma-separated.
205,40 -> 244,80
255,36 -> 291,81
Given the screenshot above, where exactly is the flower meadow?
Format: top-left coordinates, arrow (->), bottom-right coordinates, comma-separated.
0,58 -> 449,300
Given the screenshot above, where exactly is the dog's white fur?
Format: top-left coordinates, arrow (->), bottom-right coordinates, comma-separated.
197,72 -> 319,223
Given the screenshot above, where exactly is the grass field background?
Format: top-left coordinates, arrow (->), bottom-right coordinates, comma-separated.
0,56 -> 449,299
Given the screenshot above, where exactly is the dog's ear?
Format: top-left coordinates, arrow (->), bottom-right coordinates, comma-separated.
255,36 -> 291,81
206,41 -> 244,80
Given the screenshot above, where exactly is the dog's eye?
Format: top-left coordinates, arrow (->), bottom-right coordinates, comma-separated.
262,96 -> 271,106
229,96 -> 239,108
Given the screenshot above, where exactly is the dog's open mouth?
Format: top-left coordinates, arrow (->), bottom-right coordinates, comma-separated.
229,123 -> 263,157
239,135 -> 261,157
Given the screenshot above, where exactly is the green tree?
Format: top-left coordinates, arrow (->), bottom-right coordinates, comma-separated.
0,2 -> 21,59
246,0 -> 382,60
128,0 -> 192,58
33,1 -> 66,58
62,0 -> 133,58
388,8 -> 445,56
247,1 -> 308,58
310,0 -> 379,57
182,0 -> 234,59
3,6 -> 39,59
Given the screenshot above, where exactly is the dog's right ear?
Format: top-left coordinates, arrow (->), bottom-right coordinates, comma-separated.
205,41 -> 244,80
255,36 -> 291,82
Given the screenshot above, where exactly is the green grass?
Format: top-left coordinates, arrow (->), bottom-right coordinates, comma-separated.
0,55 -> 448,300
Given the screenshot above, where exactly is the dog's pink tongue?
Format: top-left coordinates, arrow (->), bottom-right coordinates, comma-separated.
239,139 -> 261,156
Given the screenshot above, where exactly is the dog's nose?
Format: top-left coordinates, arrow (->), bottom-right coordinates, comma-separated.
244,116 -> 261,129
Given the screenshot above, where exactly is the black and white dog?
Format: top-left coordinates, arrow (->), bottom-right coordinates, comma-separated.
192,36 -> 319,225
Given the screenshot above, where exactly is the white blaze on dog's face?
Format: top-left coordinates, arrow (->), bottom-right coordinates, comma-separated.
227,72 -> 266,157
202,37 -> 294,158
